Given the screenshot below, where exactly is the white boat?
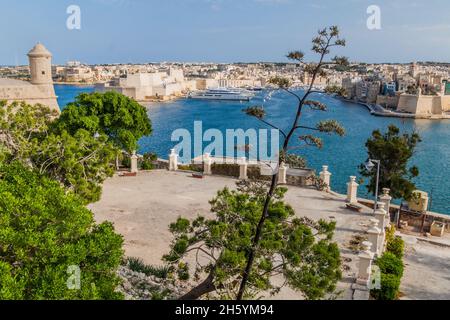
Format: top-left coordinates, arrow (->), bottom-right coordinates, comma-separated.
188,88 -> 254,101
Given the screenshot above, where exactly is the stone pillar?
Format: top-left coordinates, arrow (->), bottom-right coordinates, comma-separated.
346,176 -> 359,204
367,219 -> 382,256
374,204 -> 387,254
203,153 -> 212,175
239,157 -> 248,180
374,203 -> 388,230
356,241 -> 375,287
440,81 -> 446,96
278,163 -> 288,185
379,188 -> 392,225
319,165 -> 331,192
130,151 -> 138,173
169,149 -> 178,171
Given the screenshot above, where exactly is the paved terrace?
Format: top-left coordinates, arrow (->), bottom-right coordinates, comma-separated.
89,170 -> 375,300
399,236 -> 450,300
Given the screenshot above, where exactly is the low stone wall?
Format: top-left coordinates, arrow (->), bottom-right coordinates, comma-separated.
153,159 -> 169,170
398,209 -> 450,233
207,162 -> 314,187
211,163 -> 240,178
358,198 -> 450,233
286,168 -> 315,187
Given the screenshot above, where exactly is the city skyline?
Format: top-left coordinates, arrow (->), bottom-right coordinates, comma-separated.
1,0 -> 450,65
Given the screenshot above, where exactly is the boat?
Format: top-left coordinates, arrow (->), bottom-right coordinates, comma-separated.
245,86 -> 264,92
188,88 -> 254,101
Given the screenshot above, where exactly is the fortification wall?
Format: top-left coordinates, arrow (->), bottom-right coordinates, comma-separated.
397,94 -> 443,115
0,84 -> 59,112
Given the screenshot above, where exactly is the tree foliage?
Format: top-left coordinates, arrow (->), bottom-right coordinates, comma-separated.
0,101 -> 116,203
238,26 -> 347,299
371,235 -> 405,300
359,125 -> 421,200
164,180 -> 341,300
0,162 -> 124,300
56,91 -> 152,153
0,91 -> 152,203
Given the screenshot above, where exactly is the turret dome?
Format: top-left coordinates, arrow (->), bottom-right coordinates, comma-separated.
27,43 -> 52,58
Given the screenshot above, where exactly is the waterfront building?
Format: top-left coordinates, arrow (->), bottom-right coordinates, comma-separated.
62,62 -> 95,83
217,78 -> 262,88
396,81 -> 450,116
342,77 -> 360,99
196,78 -> 220,90
97,68 -> 196,101
354,80 -> 381,103
0,43 -> 59,112
397,75 -> 417,92
382,82 -> 397,95
301,72 -> 328,87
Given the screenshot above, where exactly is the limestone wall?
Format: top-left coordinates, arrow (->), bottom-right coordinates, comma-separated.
442,96 -> 450,112
0,84 -> 59,112
376,94 -> 399,108
397,94 -> 443,115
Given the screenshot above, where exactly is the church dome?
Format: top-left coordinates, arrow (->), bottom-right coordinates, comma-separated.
27,43 -> 52,58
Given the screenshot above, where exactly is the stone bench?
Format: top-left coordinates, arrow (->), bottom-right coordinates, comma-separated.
346,203 -> 363,213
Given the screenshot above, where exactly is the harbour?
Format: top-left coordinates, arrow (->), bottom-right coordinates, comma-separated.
56,85 -> 450,215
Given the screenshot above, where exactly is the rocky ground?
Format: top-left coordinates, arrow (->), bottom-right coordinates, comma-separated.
117,264 -> 189,300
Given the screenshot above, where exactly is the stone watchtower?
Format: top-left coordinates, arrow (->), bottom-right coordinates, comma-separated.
27,43 -> 53,85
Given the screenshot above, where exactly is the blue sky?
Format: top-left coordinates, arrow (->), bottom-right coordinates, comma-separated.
1,0 -> 450,65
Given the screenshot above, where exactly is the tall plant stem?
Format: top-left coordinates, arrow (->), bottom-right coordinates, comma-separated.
236,37 -> 331,301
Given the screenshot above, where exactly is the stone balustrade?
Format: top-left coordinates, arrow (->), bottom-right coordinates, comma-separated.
346,176 -> 359,204
130,151 -> 138,173
169,149 -> 178,171
165,152 -> 319,188
374,203 -> 388,230
203,153 -> 212,175
319,165 -> 332,192
367,218 -> 383,257
239,157 -> 248,180
356,241 -> 375,287
278,163 -> 288,185
379,188 -> 392,226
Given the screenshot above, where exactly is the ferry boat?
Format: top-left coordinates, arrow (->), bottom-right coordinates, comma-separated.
188,88 -> 254,101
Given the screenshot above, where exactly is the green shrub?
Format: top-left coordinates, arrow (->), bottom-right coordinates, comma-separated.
376,252 -> 404,278
144,152 -> 158,162
177,262 -> 189,281
371,273 -> 401,300
385,225 -> 396,245
151,289 -> 172,300
126,257 -> 170,279
122,155 -> 131,168
139,152 -> 157,170
140,160 -> 154,170
211,163 -> 240,177
0,162 -> 124,300
387,236 -> 405,259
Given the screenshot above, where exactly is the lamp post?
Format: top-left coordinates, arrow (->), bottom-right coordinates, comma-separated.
365,159 -> 381,212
